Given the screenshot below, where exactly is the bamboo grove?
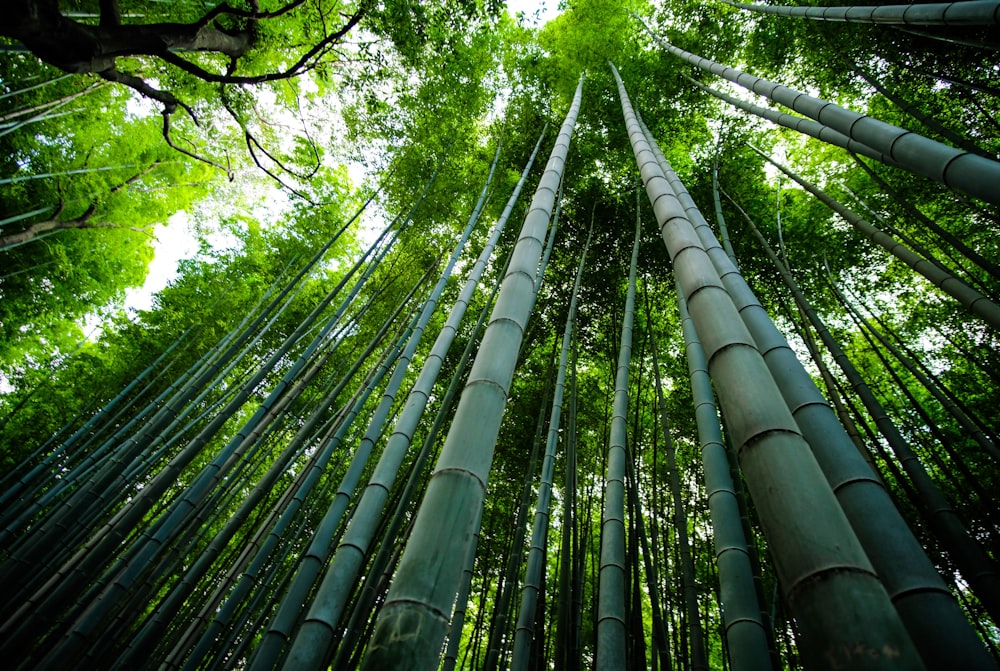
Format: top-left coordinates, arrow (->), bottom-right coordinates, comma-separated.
1,1 -> 999,670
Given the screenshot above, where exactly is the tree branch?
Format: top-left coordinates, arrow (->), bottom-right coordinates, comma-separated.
217,85 -> 316,199
196,0 -> 311,27
108,162 -> 162,194
0,201 -> 98,250
244,134 -> 316,202
1,162 -> 170,250
154,2 -> 370,85
161,113 -> 234,180
97,67 -> 189,116
99,0 -> 121,27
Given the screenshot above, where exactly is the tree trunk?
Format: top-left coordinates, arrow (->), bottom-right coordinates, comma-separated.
2,0 -> 250,74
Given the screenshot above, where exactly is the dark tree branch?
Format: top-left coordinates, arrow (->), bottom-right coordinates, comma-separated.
245,135 -> 316,202
288,82 -> 322,179
162,113 -> 234,180
1,162 -> 167,251
217,83 -> 318,199
99,0 -> 121,27
96,67 -> 189,116
2,0 -> 371,178
109,162 -> 162,194
243,83 -> 321,181
196,0 -> 311,27
155,3 -> 369,85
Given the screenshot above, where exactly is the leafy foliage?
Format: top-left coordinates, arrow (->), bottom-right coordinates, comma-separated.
1,0 -> 999,669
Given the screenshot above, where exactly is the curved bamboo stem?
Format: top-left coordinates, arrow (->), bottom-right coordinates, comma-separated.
717,0 -> 1000,27
639,18 -> 1000,207
753,146 -> 1000,332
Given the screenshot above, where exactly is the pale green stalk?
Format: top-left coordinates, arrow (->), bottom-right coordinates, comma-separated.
640,20 -> 1000,207
739,208 -> 1000,663
717,0 -> 1000,26
358,75 -> 585,670
752,146 -> 1000,332
278,128 -> 546,670
613,61 -> 925,671
595,194 -> 641,671
688,77 -> 897,165
510,227 -> 592,670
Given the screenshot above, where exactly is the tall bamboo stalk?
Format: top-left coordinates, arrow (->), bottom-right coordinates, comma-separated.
753,147 -> 1000,332
849,154 -> 1000,283
740,207 -> 1000,633
723,192 -> 999,670
358,75 -> 585,670
613,61 -> 925,671
595,184 -> 642,671
717,0 -> 1000,27
277,129 -> 545,671
511,227 -> 592,670
486,353 -> 552,671
555,314 -> 584,671
689,78 -> 897,165
639,19 -> 1000,207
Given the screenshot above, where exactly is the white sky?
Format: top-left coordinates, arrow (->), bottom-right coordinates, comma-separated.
507,0 -> 560,24
123,211 -> 197,313
121,0 -> 563,318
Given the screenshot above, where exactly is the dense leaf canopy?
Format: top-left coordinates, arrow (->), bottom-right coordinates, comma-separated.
1,1 -> 998,669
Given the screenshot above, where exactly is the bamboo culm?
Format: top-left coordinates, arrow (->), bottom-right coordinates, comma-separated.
717,0 -> 1000,26
752,146 -> 1000,332
613,61 -> 925,671
640,20 -> 1000,207
713,188 -> 999,670
276,130 -> 538,671
511,227 -> 592,670
741,207 -> 1000,640
595,182 -> 642,671
359,75 -> 585,671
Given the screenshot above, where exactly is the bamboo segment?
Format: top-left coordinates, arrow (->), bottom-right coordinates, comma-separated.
717,0 -> 1000,26
688,77 -> 897,165
279,128 -> 545,671
740,208 -> 1000,639
753,147 -> 1000,332
511,228 -> 591,671
640,21 -> 1000,207
675,282 -> 776,671
595,208 -> 641,671
643,136 -> 774,671
613,62 -> 925,671
358,75 -> 585,671
685,171 -> 999,669
711,152 -> 738,268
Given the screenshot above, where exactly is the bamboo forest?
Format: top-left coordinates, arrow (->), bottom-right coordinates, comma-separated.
2,0 -> 999,669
